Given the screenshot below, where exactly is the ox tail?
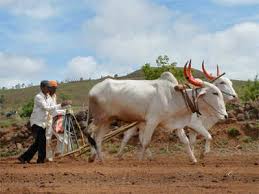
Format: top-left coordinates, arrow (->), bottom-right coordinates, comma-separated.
84,104 -> 97,149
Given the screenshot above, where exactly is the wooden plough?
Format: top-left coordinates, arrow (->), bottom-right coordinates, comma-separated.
56,121 -> 138,158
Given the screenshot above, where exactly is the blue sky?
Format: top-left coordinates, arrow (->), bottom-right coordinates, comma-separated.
0,0 -> 259,88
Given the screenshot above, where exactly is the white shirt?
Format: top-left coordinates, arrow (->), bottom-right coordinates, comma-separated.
30,92 -> 61,128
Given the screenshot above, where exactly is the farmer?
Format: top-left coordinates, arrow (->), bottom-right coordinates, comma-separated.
18,80 -> 69,164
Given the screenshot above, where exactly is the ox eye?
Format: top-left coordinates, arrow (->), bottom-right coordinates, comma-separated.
220,82 -> 225,84
213,92 -> 219,96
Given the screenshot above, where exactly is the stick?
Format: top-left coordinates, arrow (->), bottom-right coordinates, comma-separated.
56,147 -> 85,158
71,113 -> 86,145
63,121 -> 138,158
76,121 -> 138,157
210,72 -> 226,83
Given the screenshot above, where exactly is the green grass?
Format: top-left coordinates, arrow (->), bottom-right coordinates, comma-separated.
106,142 -> 120,154
159,147 -> 170,154
0,117 -> 26,128
0,119 -> 15,128
0,150 -> 21,157
241,136 -> 253,143
0,79 -> 99,112
213,138 -> 229,149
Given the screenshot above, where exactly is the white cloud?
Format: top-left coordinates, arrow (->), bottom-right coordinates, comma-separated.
212,0 -> 259,6
0,52 -> 47,88
82,0 -> 259,80
64,56 -> 111,80
0,0 -> 58,19
64,55 -> 136,80
83,0 -> 197,65
190,22 -> 259,79
0,0 -> 258,86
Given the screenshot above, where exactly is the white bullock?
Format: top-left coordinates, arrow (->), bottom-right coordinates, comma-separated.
187,63 -> 238,152
117,63 -> 237,161
85,61 -> 228,162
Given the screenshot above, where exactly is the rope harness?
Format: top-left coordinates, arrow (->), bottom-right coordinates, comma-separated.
221,90 -> 236,98
178,85 -> 226,117
178,85 -> 202,116
201,98 -> 227,117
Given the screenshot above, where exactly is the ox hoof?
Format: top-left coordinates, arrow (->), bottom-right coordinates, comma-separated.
190,160 -> 197,165
96,154 -> 104,163
96,159 -> 104,164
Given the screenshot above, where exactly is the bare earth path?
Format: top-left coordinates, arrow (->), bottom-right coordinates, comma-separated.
1,152 -> 259,194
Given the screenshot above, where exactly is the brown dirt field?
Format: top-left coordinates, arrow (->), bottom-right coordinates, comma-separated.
1,121 -> 258,193
1,152 -> 259,194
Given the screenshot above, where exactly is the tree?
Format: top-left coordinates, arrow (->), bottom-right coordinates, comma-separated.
156,55 -> 177,67
15,83 -> 21,89
142,55 -> 183,81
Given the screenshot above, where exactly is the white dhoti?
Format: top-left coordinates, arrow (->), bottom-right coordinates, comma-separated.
46,109 -> 69,161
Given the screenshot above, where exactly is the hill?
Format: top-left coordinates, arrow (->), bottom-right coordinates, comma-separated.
0,67 -> 248,113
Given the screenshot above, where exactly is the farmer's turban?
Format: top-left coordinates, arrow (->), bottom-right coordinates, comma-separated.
48,80 -> 58,88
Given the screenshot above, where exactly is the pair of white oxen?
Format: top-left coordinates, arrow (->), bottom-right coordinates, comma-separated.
85,61 -> 237,163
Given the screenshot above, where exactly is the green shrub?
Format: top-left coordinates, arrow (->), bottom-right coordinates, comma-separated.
239,75 -> 259,102
227,128 -> 240,137
20,99 -> 34,117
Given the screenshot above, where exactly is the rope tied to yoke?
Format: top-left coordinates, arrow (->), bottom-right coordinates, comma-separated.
176,84 -> 202,116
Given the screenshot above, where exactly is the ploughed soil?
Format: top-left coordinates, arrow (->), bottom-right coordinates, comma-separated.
1,121 -> 259,193
1,150 -> 259,194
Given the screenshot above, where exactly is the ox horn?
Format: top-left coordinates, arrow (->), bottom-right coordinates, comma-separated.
183,61 -> 189,79
217,64 -> 220,76
202,61 -> 216,80
185,60 -> 203,87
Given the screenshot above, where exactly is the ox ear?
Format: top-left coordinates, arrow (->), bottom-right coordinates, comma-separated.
195,88 -> 207,102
